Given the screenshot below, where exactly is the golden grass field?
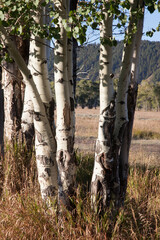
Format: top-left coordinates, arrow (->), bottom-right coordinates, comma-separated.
0,108 -> 159,239
75,107 -> 160,138
75,108 -> 160,166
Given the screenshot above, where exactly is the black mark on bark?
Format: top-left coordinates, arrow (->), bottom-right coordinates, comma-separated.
110,73 -> 114,78
45,168 -> 51,177
37,155 -> 54,165
119,101 -> 125,105
34,111 -> 43,121
63,103 -> 71,129
42,185 -> 56,197
70,97 -> 74,111
57,78 -> 64,83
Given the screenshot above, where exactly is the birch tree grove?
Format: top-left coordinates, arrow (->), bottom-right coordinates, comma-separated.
0,0 -> 158,214
91,0 -> 145,210
0,20 -> 58,201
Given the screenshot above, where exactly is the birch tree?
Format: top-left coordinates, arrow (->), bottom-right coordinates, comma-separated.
22,3 -> 56,149
0,70 -> 4,157
1,37 -> 28,142
28,3 -> 58,200
119,1 -> 144,205
0,17 -> 58,202
54,0 -> 77,208
91,0 -> 145,210
91,3 -> 115,209
0,71 -> 4,196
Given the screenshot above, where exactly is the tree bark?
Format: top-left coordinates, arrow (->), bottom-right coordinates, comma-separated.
70,0 -> 78,96
119,0 -> 144,206
54,0 -> 76,208
27,4 -> 57,200
0,74 -> 4,196
0,24 -> 58,201
91,4 -> 115,210
0,72 -> 4,158
2,59 -> 23,142
91,0 -> 144,210
1,36 -> 29,143
21,85 -> 35,149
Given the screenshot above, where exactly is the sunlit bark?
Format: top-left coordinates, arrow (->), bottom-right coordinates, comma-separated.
91,0 -> 144,210
1,36 -> 28,142
0,24 -> 58,201
0,75 -> 4,196
119,0 -> 144,205
91,4 -> 115,210
54,0 -> 76,208
21,85 -> 34,148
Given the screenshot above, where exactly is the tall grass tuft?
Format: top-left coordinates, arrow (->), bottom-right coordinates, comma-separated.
2,142 -> 38,197
132,130 -> 160,140
0,145 -> 159,239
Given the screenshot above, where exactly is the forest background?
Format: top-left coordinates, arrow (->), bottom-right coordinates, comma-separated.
49,40 -> 160,110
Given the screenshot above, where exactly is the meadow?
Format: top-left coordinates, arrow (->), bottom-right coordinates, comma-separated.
0,108 -> 159,239
75,108 -> 160,166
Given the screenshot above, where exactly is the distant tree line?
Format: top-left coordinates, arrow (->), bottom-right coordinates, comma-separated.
65,40 -> 160,109
75,78 -> 160,110
48,40 -> 160,110
76,41 -> 160,83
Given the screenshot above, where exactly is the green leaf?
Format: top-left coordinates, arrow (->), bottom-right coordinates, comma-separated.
74,26 -> 80,34
18,25 -> 23,34
67,31 -> 72,39
117,23 -> 121,29
0,11 -> 4,21
12,5 -> 17,11
68,17 -> 74,24
148,5 -> 155,13
156,24 -> 160,31
91,22 -> 98,30
146,31 -> 154,37
5,0 -> 11,6
65,25 -> 71,32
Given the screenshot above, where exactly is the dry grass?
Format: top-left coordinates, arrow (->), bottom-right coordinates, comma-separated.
75,109 -> 98,138
0,108 -> 160,239
75,108 -> 160,140
133,111 -> 160,139
0,149 -> 159,239
75,108 -> 160,166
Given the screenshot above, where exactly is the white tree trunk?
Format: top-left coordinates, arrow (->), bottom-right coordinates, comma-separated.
0,24 -> 58,201
67,34 -> 75,138
119,0 -> 144,205
2,60 -> 23,142
22,4 -> 55,148
114,0 -> 139,140
91,0 -> 143,210
54,0 -> 76,208
0,79 -> 4,196
29,6 -> 57,200
0,83 -> 4,156
1,36 -> 29,143
70,0 -> 78,96
28,6 -> 55,130
113,0 -> 142,207
91,5 -> 115,209
21,85 -> 34,148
